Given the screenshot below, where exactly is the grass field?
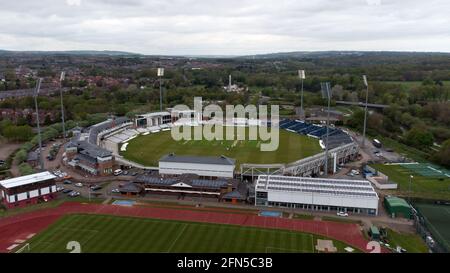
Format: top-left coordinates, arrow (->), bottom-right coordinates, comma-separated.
370,164 -> 450,201
415,203 -> 450,251
25,214 -> 351,253
121,126 -> 322,167
385,228 -> 428,253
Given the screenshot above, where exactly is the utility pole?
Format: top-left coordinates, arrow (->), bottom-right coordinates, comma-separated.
157,68 -> 164,112
298,70 -> 306,119
362,75 -> 369,148
34,78 -> 44,171
59,71 -> 66,141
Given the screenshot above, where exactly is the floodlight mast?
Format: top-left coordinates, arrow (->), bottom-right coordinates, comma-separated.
34,78 -> 44,171
59,71 -> 66,141
362,75 -> 369,148
298,70 -> 306,119
157,68 -> 164,112
321,82 -> 332,176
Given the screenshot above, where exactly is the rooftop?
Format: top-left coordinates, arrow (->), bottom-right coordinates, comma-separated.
134,174 -> 233,190
0,171 -> 56,189
384,196 -> 410,208
138,111 -> 171,118
159,154 -> 235,166
67,140 -> 112,159
255,175 -> 378,199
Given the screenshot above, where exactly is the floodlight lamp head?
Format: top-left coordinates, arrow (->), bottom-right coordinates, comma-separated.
320,82 -> 331,99
298,70 -> 306,80
34,78 -> 42,97
363,75 -> 368,87
157,68 -> 164,77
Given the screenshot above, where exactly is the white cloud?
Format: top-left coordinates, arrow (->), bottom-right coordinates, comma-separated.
66,0 -> 81,7
0,0 -> 449,55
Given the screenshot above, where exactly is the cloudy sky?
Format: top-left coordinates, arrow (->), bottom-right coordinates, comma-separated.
1,0 -> 449,55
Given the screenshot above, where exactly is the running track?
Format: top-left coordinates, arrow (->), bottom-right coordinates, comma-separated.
0,202 -> 379,253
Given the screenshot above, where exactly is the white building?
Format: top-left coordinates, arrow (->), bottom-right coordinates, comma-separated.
0,171 -> 57,208
159,154 -> 235,178
255,175 -> 379,215
135,112 -> 172,127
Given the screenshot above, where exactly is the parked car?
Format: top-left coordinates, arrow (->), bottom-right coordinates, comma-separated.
123,171 -> 129,175
68,191 -> 80,197
90,185 -> 102,191
114,169 -> 123,176
56,186 -> 64,192
111,188 -> 120,193
337,211 -> 349,217
75,183 -> 83,187
63,180 -> 72,184
62,189 -> 73,194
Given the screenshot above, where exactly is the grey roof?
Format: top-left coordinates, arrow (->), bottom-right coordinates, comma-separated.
159,154 -> 235,166
88,117 -> 129,144
134,175 -> 233,190
222,183 -> 248,200
119,183 -> 143,193
68,140 -> 112,159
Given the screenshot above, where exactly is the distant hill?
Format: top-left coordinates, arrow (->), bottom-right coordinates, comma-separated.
0,49 -> 141,57
239,51 -> 450,60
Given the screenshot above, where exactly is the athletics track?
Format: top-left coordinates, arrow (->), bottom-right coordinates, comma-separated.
0,202 -> 380,253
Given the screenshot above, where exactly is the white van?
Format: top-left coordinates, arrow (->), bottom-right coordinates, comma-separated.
114,169 -> 123,176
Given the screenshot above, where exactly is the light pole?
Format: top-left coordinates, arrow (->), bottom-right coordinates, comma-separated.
157,68 -> 164,112
298,70 -> 306,119
362,75 -> 369,148
59,71 -> 66,141
320,82 -> 332,176
409,175 -> 414,205
34,78 -> 44,171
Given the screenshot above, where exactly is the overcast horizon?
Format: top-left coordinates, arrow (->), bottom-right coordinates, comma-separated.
1,0 -> 450,55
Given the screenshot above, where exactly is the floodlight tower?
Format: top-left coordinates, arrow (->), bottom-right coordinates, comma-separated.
320,82 -> 332,176
362,75 -> 369,148
59,71 -> 66,141
298,70 -> 306,119
409,175 -> 414,205
157,68 -> 164,112
34,78 -> 44,171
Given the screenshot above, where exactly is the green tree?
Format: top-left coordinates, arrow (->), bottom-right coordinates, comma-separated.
432,139 -> 450,168
3,125 -> 34,141
404,126 -> 434,149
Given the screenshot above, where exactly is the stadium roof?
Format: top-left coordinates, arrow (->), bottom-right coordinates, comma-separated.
255,175 -> 378,199
137,112 -> 171,118
159,154 -> 235,166
0,171 -> 56,189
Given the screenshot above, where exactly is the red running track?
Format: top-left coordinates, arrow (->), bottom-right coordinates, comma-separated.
0,202 -> 376,253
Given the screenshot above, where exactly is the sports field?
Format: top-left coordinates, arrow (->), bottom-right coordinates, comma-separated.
415,203 -> 450,252
25,214 -> 349,253
370,164 -> 450,201
121,126 -> 322,167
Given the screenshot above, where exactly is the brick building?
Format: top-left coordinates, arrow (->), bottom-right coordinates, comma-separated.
65,140 -> 115,176
0,172 -> 57,209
